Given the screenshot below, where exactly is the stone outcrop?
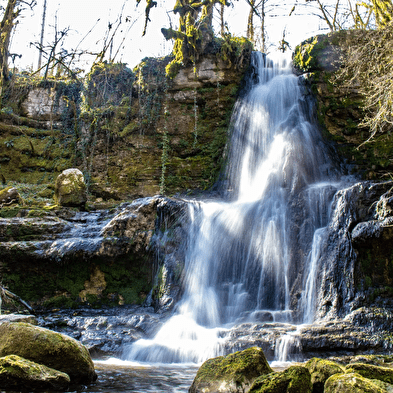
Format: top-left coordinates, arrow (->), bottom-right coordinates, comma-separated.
0,355 -> 71,392
0,322 -> 97,384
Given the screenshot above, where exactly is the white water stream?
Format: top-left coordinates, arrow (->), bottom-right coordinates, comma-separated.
123,52 -> 340,364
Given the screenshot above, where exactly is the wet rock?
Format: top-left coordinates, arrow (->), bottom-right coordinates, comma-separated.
0,186 -> 20,206
324,372 -> 387,393
0,322 -> 97,384
0,314 -> 37,325
316,181 -> 393,320
0,216 -> 69,241
0,354 -> 70,392
189,347 -> 273,393
38,306 -> 166,355
54,168 -> 87,208
305,358 -> 343,393
249,365 -> 312,393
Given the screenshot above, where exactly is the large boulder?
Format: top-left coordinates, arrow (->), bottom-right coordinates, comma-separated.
54,168 -> 87,208
324,372 -> 387,393
249,365 -> 312,393
0,322 -> 96,384
189,347 -> 273,393
305,357 -> 343,393
0,354 -> 70,391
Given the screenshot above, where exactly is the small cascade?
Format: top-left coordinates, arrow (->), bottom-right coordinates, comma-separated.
273,328 -> 302,366
123,52 -> 342,364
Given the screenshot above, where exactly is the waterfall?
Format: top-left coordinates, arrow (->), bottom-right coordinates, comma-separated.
123,52 -> 341,364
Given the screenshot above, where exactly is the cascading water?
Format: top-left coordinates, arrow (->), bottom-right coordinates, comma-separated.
123,52 -> 341,364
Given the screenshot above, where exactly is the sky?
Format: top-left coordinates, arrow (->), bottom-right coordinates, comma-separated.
8,0 -> 331,74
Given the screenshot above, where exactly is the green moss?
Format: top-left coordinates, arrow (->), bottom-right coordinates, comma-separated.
305,358 -> 343,392
249,365 -> 312,393
345,363 -> 393,384
294,36 -> 320,72
325,372 -> 386,393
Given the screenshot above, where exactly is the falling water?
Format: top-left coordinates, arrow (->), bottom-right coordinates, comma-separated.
123,52 -> 340,364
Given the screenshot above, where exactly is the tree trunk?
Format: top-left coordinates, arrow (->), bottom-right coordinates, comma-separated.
0,0 -> 19,101
37,0 -> 47,70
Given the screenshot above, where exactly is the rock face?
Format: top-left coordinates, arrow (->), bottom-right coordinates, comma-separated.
0,322 -> 96,384
54,168 -> 87,208
0,196 -> 188,311
0,354 -> 71,392
294,32 -> 393,180
315,180 -> 393,320
0,50 -> 250,200
189,347 -> 273,393
21,87 -> 67,121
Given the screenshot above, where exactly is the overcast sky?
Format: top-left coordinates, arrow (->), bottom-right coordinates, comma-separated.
9,0 -> 329,73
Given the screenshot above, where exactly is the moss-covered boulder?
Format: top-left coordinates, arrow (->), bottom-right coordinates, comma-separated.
0,322 -> 96,384
249,365 -> 312,393
0,186 -> 20,206
54,168 -> 87,208
0,354 -> 70,391
345,363 -> 393,385
189,347 -> 273,393
305,357 -> 344,393
324,372 -> 387,392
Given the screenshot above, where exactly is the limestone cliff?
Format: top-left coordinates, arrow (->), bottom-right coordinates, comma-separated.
0,43 -> 251,204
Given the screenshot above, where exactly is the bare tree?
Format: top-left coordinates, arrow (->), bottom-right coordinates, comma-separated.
37,0 -> 47,69
0,0 -> 36,100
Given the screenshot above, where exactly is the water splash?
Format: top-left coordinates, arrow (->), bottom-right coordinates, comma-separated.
123,52 -> 340,364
